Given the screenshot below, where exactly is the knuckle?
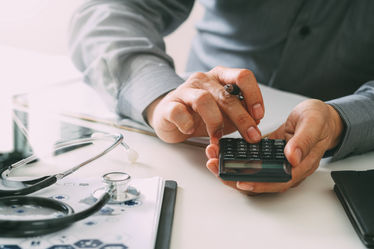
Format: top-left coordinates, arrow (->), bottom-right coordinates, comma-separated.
168,102 -> 185,117
217,88 -> 238,106
209,118 -> 223,130
237,69 -> 255,82
299,133 -> 314,150
193,90 -> 213,106
236,113 -> 251,125
211,65 -> 225,73
189,72 -> 208,82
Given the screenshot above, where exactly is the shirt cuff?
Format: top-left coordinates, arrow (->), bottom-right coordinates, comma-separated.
117,60 -> 184,125
325,94 -> 371,161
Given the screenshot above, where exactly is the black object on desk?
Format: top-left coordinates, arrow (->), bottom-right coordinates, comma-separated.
156,180 -> 178,249
331,170 -> 374,248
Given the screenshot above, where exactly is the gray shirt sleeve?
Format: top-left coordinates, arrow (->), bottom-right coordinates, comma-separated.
326,81 -> 374,160
68,0 -> 195,125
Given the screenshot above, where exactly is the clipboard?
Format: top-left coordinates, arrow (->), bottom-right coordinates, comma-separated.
156,180 -> 178,249
0,177 -> 178,249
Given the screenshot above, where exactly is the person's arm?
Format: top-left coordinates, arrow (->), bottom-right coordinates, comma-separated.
326,81 -> 374,160
69,0 -> 195,125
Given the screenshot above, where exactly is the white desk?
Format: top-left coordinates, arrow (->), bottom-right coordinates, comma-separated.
1,45 -> 373,249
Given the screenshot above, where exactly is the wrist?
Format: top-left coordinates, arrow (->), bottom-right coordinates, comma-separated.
145,95 -> 165,128
327,104 -> 345,149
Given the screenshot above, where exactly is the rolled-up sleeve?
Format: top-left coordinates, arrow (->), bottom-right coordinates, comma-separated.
326,81 -> 374,160
68,0 -> 194,124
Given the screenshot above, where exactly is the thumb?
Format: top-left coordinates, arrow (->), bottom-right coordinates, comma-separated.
284,117 -> 323,167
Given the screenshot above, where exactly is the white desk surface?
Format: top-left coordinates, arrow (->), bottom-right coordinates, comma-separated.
1,45 -> 374,249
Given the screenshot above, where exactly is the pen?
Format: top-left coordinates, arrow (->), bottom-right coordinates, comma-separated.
224,84 -> 244,100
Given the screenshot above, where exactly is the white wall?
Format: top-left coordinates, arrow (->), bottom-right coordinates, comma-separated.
0,1 -> 203,74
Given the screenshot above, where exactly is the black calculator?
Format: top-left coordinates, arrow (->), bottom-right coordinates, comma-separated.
218,138 -> 292,182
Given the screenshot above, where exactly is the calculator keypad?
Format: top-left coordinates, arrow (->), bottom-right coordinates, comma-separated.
220,138 -> 286,162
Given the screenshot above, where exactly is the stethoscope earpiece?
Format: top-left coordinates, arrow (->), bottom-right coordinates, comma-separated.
125,148 -> 138,163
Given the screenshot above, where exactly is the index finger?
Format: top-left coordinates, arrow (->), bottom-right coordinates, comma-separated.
208,66 -> 265,121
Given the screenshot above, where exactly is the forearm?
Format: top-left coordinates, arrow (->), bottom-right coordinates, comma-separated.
326,81 -> 374,160
69,0 -> 194,124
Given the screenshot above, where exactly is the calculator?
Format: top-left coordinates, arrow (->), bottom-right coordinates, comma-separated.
218,138 -> 292,182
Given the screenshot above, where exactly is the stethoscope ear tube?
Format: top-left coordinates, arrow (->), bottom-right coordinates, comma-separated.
0,192 -> 110,237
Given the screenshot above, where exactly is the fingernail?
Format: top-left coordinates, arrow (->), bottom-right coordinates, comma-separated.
252,103 -> 264,120
238,182 -> 254,191
294,148 -> 303,165
247,127 -> 261,142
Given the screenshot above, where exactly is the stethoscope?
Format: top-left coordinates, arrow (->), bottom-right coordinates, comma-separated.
0,133 -> 140,237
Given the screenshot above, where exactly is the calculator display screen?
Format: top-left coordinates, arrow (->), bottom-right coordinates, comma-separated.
224,161 -> 283,169
223,161 -> 285,175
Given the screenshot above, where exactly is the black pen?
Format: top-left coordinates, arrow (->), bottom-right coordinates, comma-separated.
224,84 -> 244,100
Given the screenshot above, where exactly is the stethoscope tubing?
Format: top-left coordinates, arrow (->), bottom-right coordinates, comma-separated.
0,191 -> 111,237
0,133 -> 124,197
0,175 -> 57,197
0,133 -> 131,237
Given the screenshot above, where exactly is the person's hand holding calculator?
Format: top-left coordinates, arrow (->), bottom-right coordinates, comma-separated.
206,99 -> 344,195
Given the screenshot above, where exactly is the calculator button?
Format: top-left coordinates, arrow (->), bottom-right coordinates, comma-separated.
249,150 -> 259,155
248,155 -> 261,161
262,144 -> 272,149
273,139 -> 285,146
224,151 -> 234,156
237,151 -> 248,156
262,148 -> 272,153
249,147 -> 259,152
262,139 -> 272,144
237,140 -> 246,145
275,153 -> 285,159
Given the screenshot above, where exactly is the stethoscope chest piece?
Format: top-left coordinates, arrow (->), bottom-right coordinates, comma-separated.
92,172 -> 140,204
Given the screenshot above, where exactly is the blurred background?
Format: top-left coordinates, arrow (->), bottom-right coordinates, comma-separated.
0,0 -> 203,74
0,0 -> 203,154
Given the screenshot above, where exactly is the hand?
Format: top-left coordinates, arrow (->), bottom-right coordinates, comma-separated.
146,66 -> 265,143
205,99 -> 344,194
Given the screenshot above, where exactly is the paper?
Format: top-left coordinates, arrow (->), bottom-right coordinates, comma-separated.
0,176 -> 165,249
